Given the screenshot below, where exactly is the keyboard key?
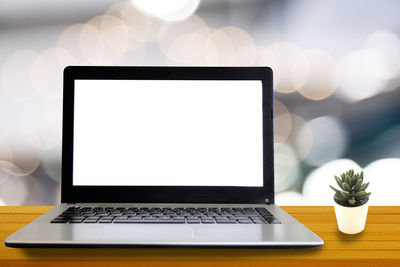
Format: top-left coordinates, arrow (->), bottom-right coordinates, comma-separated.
51,219 -> 68,223
216,220 -> 236,224
69,220 -> 84,223
86,216 -> 99,220
115,216 -> 128,220
166,219 -> 185,223
68,216 -> 85,220
84,220 -> 98,223
265,218 -> 281,224
114,219 -> 129,223
98,220 -> 113,223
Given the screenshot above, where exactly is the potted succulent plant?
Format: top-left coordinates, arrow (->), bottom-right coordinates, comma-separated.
329,169 -> 371,234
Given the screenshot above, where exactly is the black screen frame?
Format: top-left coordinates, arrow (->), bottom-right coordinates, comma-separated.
62,66 -> 274,204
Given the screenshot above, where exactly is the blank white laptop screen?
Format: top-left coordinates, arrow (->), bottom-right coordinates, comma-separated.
73,80 -> 263,187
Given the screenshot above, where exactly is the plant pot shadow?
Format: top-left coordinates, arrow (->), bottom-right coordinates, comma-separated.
336,228 -> 365,242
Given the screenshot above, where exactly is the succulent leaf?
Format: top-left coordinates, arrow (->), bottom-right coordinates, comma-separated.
348,198 -> 356,205
360,182 -> 370,191
334,193 -> 345,201
353,191 -> 366,197
349,176 -> 353,186
345,175 -> 351,186
354,179 -> 363,191
343,182 -> 351,192
341,191 -> 350,198
356,192 -> 371,200
335,176 -> 345,190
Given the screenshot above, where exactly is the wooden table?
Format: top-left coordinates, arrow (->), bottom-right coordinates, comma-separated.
0,206 -> 399,266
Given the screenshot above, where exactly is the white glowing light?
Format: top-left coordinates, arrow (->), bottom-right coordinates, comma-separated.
364,158 -> 400,205
337,49 -> 387,102
302,159 -> 362,205
365,30 -> 400,80
132,0 -> 200,22
293,49 -> 340,101
297,116 -> 348,166
276,191 -> 307,206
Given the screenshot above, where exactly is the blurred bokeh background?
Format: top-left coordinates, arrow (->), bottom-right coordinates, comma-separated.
1,0 -> 400,206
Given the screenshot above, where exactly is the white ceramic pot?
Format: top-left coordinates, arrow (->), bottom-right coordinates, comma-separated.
333,202 -> 369,234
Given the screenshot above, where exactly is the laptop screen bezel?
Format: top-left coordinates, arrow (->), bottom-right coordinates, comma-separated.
62,66 -> 274,204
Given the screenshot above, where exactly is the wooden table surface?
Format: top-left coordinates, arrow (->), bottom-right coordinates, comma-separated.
0,206 -> 399,266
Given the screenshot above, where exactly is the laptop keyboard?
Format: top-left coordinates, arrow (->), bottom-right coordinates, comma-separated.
51,206 -> 281,224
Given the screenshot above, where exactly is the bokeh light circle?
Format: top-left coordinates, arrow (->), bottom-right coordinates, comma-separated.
285,114 -> 313,162
273,99 -> 292,144
0,174 -> 29,205
203,28 -> 235,66
219,26 -> 256,66
259,42 -> 303,94
337,49 -> 387,102
1,127 -> 42,176
297,116 -> 348,166
80,15 -> 132,64
293,49 -> 340,101
20,100 -> 61,150
31,48 -> 76,100
365,30 -> 400,80
364,158 -> 400,205
158,15 -> 209,63
274,143 -> 300,192
56,24 -> 87,64
1,50 -> 39,102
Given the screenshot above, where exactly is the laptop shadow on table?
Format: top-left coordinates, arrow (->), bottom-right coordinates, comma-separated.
21,246 -> 324,260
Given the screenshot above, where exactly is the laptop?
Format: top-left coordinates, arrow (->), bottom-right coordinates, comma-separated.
5,66 -> 323,248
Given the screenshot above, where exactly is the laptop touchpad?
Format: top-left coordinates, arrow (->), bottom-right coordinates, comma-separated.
98,225 -> 193,241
